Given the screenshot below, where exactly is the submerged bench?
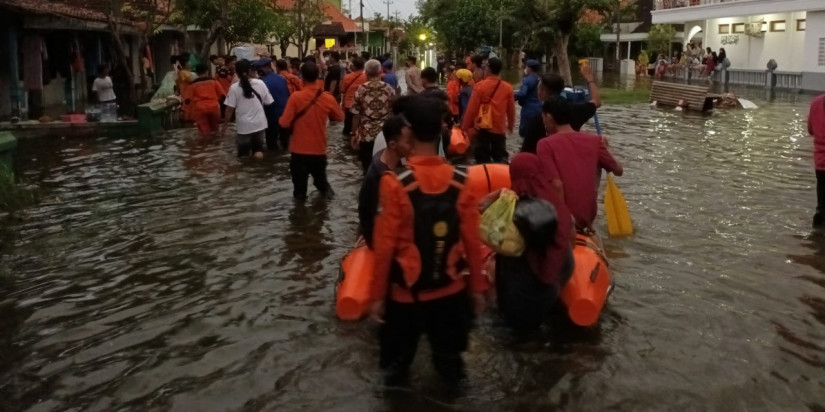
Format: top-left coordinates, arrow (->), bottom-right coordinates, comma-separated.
650,81 -> 713,112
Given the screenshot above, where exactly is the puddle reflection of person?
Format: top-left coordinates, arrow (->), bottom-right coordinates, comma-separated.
810,93 -> 825,230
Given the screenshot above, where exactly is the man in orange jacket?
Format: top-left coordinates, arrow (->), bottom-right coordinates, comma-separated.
184,63 -> 226,137
461,57 -> 515,163
369,95 -> 486,384
279,62 -> 344,200
341,57 -> 367,136
446,65 -> 460,123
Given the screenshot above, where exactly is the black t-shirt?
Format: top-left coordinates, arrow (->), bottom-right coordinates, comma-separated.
358,151 -> 390,247
325,64 -> 342,99
520,101 -> 598,153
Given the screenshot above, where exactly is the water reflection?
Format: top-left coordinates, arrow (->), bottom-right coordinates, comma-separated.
1,91 -> 824,410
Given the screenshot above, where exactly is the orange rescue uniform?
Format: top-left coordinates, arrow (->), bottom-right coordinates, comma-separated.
341,71 -> 367,109
371,156 -> 487,303
446,78 -> 460,117
280,70 -> 303,95
183,78 -> 225,136
279,83 -> 345,155
461,75 -> 516,136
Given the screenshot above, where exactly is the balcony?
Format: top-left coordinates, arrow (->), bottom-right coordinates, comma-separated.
654,0 -> 740,11
652,0 -> 825,24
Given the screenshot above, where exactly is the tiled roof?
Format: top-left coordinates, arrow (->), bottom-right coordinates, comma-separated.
0,0 -> 112,22
274,0 -> 359,33
0,0 -> 167,24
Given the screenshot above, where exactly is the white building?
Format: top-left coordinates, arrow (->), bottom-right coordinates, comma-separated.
652,0 -> 825,91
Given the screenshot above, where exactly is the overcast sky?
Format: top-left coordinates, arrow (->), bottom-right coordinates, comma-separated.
349,0 -> 418,20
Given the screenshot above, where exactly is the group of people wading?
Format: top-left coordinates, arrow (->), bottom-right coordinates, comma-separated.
189,50 -> 624,385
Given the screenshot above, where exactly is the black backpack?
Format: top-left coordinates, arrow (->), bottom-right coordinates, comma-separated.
392,166 -> 467,296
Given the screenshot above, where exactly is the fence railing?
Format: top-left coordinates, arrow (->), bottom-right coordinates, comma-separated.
665,67 -> 802,89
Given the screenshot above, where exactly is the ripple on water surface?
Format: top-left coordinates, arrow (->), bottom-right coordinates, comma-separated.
1,94 -> 824,411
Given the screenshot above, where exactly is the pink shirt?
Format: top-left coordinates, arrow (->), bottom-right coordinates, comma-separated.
810,94 -> 825,170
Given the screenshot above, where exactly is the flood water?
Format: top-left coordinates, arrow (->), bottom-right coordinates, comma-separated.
1,86 -> 824,411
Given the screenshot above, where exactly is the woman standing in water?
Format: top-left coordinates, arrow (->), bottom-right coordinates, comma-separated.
221,59 -> 274,159
493,152 -> 574,334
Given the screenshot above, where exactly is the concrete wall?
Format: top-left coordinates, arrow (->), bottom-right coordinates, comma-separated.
801,10 -> 825,91
704,12 -> 808,72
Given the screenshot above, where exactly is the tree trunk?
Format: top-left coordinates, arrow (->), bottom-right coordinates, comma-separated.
280,40 -> 289,59
552,32 -> 572,85
199,21 -> 224,64
108,21 -> 135,107
615,27 -> 621,72
138,34 -> 149,102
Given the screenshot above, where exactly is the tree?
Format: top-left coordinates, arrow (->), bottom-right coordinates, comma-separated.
646,24 -> 676,58
271,10 -> 297,59
574,24 -> 602,57
596,0 -> 637,70
290,0 -> 326,57
104,0 -> 177,108
178,0 -> 279,62
527,0 -> 602,85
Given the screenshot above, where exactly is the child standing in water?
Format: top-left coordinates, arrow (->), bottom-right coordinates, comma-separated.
221,59 -> 274,159
183,63 -> 225,137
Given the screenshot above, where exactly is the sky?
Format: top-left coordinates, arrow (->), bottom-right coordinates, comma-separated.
347,0 -> 418,20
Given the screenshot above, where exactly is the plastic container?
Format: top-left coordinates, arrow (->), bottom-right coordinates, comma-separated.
561,235 -> 612,326
336,246 -> 376,320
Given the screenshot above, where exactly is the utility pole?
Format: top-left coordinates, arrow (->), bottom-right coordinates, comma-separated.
349,0 -> 352,18
360,0 -> 366,53
384,0 -> 392,56
499,4 -> 503,51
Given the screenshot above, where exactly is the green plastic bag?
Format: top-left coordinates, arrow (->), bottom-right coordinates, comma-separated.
479,189 -> 525,257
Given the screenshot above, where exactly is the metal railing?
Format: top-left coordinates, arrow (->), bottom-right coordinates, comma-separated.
665,67 -> 802,89
654,0 -> 741,10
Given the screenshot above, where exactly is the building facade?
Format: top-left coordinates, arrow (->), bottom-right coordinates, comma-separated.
652,0 -> 825,91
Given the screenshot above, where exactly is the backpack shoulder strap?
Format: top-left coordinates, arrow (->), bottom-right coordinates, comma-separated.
290,89 -> 324,128
484,80 -> 503,104
395,167 -> 417,192
451,165 -> 467,188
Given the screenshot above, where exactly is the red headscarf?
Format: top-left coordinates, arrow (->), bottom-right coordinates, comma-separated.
510,152 -> 573,286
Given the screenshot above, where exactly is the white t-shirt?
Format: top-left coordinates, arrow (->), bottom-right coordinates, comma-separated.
372,132 -> 386,156
92,76 -> 116,102
224,78 -> 274,135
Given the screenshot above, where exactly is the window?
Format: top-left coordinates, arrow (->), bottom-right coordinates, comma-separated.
718,24 -> 730,34
797,20 -> 806,31
820,38 -> 825,67
732,23 -> 745,34
770,20 -> 786,32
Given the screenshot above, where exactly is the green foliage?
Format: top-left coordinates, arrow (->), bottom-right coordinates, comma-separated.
646,24 -> 677,57
421,0 -> 500,54
224,0 -> 280,44
178,0 -> 279,45
574,24 -> 603,57
289,0 -> 326,56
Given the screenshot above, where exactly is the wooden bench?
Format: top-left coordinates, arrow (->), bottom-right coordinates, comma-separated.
650,81 -> 713,112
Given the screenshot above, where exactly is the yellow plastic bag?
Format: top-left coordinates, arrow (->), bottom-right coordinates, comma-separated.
479,189 -> 525,257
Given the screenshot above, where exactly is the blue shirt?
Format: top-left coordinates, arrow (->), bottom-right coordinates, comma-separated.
260,72 -> 290,121
383,71 -> 398,89
458,85 -> 473,122
515,72 -> 542,137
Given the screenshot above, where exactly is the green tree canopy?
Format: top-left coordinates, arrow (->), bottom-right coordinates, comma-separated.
646,24 -> 677,58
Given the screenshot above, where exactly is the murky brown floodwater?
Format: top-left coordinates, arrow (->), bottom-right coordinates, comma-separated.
1,84 -> 824,411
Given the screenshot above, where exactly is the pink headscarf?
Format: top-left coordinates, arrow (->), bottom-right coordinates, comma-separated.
510,152 -> 572,286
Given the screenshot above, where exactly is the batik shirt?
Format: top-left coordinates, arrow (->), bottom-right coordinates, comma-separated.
352,80 -> 396,143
